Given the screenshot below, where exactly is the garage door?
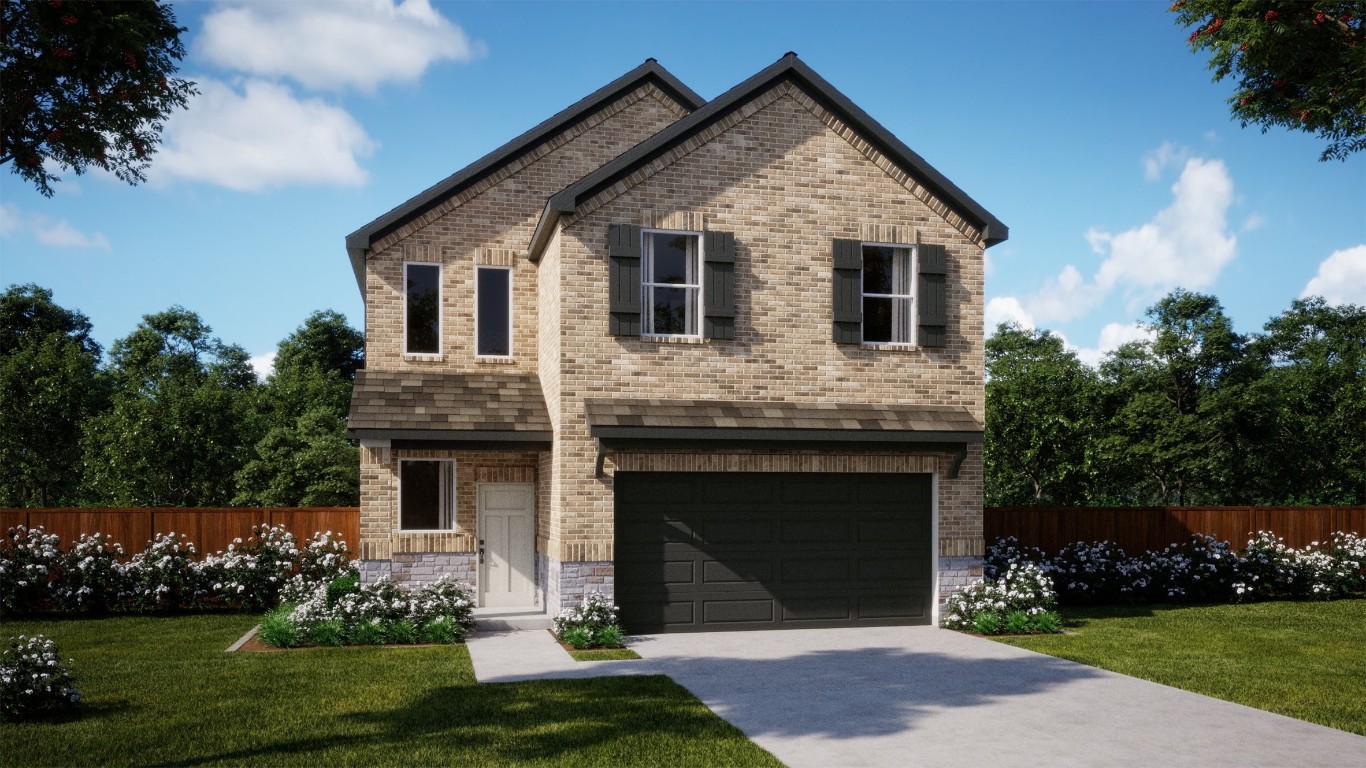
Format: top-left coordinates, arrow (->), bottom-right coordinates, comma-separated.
614,472 -> 933,632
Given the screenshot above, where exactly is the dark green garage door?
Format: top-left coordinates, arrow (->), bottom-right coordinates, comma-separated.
614,472 -> 933,633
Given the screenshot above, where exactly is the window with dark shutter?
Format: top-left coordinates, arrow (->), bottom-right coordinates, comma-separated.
832,238 -> 862,344
917,244 -> 948,347
703,230 -> 735,340
608,223 -> 642,336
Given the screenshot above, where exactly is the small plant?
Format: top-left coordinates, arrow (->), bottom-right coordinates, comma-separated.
348,619 -> 387,646
1031,610 -> 1063,633
595,624 -> 625,649
258,606 -> 301,648
1004,610 -> 1032,634
419,615 -> 464,644
307,619 -> 346,647
387,619 -> 419,645
972,612 -> 1002,635
560,626 -> 594,649
0,635 -> 81,722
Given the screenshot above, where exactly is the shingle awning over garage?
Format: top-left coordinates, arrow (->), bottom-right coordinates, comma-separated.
348,370 -> 552,447
584,398 -> 983,478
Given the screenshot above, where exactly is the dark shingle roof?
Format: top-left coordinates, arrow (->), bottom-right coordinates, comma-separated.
584,398 -> 982,436
348,370 -> 551,437
530,52 -> 1008,260
344,59 -> 704,294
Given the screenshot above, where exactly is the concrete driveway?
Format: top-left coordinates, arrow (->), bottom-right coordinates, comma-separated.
471,624 -> 1366,767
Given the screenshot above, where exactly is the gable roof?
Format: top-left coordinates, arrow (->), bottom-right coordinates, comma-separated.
343,59 -> 705,293
529,52 -> 1008,261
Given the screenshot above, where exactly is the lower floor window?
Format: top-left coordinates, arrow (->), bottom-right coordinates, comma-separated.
400,459 -> 455,530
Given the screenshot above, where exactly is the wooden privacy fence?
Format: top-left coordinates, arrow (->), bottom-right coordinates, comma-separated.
0,507 -> 360,558
985,506 -> 1366,556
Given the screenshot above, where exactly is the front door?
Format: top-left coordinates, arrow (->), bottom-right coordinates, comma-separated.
477,483 -> 535,608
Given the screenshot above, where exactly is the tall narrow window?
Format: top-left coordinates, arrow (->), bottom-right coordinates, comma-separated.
642,230 -> 700,337
405,263 -> 441,354
400,459 -> 455,530
476,266 -> 512,357
862,245 -> 915,344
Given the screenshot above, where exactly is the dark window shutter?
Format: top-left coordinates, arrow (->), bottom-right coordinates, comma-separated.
608,224 -> 642,336
832,238 -> 862,344
703,230 -> 736,340
918,244 -> 948,347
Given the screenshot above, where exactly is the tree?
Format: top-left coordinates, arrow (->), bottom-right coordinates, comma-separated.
1171,0 -> 1366,160
81,308 -> 258,506
0,284 -> 105,506
1,0 -> 196,196
984,324 -> 1098,506
234,311 -> 364,506
1248,297 -> 1366,503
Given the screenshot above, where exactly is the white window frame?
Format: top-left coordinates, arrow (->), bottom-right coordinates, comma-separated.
641,228 -> 703,339
397,458 -> 456,532
474,265 -> 514,359
403,261 -> 443,357
860,242 -> 917,346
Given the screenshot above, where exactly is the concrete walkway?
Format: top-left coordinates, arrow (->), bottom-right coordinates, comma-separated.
466,625 -> 1366,768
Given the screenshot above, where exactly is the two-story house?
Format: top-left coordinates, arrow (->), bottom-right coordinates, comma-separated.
344,54 -> 1007,632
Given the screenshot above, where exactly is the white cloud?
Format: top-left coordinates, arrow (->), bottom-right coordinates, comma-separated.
153,78 -> 376,191
197,0 -> 485,92
1072,322 -> 1155,368
984,296 -> 1034,334
1025,157 -> 1237,324
249,351 -> 277,381
1142,141 -> 1190,181
0,204 -> 110,250
1302,245 -> 1366,306
1241,213 -> 1265,232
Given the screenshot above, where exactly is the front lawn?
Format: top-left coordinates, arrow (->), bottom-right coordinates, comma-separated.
0,614 -> 780,767
995,599 -> 1366,736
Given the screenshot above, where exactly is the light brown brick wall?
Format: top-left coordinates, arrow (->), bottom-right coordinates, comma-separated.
546,81 -> 986,563
361,85 -> 688,374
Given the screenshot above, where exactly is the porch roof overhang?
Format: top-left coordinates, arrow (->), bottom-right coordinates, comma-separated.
584,398 -> 983,479
347,370 -> 552,449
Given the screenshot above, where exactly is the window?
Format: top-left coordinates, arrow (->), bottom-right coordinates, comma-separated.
405,263 -> 441,355
476,266 -> 512,357
399,459 -> 454,530
642,230 -> 701,337
861,244 -> 915,344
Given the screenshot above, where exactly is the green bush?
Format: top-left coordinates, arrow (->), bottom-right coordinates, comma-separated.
418,616 -> 464,644
1005,610 -> 1032,634
972,612 -> 1002,635
307,618 -> 346,647
1031,610 -> 1063,633
347,620 -> 387,646
560,626 -> 594,649
595,624 -> 625,649
387,619 -> 419,645
258,606 -> 301,648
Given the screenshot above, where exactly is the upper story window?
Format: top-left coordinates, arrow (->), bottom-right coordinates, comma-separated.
399,459 -> 455,531
405,263 -> 441,355
476,266 -> 512,358
642,230 -> 701,337
861,244 -> 915,344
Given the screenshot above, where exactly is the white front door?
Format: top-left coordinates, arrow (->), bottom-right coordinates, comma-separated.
477,483 -> 535,608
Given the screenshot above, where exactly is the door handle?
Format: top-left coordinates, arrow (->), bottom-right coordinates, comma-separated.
478,539 -> 484,564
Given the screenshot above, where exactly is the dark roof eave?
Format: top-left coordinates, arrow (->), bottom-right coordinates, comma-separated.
529,53 -> 1008,263
344,59 -> 706,295
590,425 -> 983,444
349,428 -> 554,443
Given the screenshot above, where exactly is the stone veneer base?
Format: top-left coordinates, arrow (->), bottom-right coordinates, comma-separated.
359,553 -> 477,586
938,555 -> 985,606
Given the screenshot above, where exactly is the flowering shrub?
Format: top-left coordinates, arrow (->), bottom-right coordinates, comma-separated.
982,530 -> 1366,607
0,526 -> 63,614
201,524 -> 299,611
554,591 -> 625,648
0,635 -> 80,722
262,574 -> 476,648
53,533 -> 126,613
127,532 -> 203,611
942,562 -> 1060,634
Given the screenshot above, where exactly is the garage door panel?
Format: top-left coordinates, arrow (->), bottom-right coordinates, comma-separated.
702,558 -> 773,583
703,598 -> 775,624
615,472 -> 932,632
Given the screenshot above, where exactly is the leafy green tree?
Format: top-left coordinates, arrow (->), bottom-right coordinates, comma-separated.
1,0 -> 197,196
984,324 -> 1098,505
1248,297 -> 1365,503
81,308 -> 258,506
1171,0 -> 1366,160
0,284 -> 105,506
1094,291 -> 1251,505
234,311 -> 363,506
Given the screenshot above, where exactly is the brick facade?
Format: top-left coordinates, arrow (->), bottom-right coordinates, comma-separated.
349,58 -> 1000,623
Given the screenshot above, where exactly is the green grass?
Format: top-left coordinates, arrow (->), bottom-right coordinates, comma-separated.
568,648 -> 641,661
995,599 -> 1366,736
0,614 -> 780,767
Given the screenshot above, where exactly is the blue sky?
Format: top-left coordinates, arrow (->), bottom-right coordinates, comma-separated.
2,0 -> 1363,373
